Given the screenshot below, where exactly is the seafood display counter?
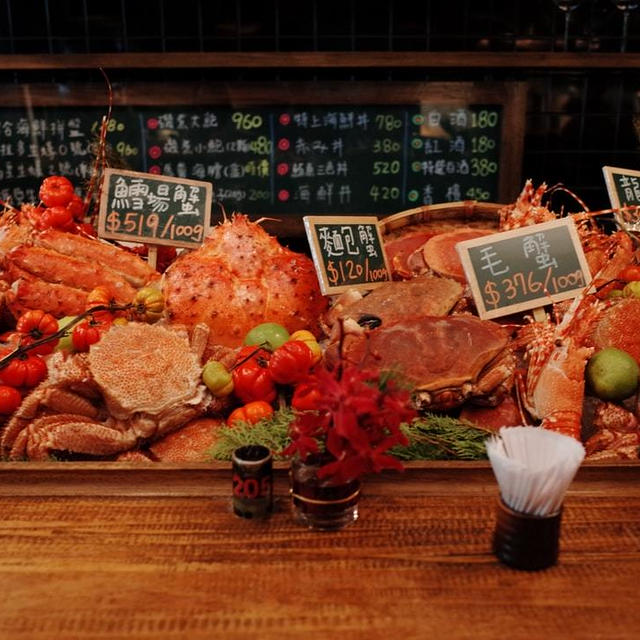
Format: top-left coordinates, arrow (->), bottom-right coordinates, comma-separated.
0,460 -> 638,639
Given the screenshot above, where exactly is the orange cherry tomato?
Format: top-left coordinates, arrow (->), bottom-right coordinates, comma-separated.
617,265 -> 640,283
85,286 -> 116,323
227,401 -> 274,427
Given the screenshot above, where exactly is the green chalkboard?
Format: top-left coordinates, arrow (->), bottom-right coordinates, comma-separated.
456,218 -> 592,320
97,169 -> 212,248
0,82 -> 526,236
603,165 -> 640,207
304,215 -> 391,294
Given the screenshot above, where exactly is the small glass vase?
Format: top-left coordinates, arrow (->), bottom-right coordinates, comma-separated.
289,454 -> 361,531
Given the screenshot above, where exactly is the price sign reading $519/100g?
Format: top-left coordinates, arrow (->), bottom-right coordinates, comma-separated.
98,168 -> 213,249
455,218 -> 592,320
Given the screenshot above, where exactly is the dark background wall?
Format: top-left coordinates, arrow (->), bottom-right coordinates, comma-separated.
0,0 -> 638,212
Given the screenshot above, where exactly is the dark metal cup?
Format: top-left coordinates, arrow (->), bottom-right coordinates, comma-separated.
231,445 -> 273,519
493,498 -> 563,571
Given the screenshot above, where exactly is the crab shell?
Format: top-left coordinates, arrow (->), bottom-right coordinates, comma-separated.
162,214 -> 328,349
0,322 -> 215,461
592,297 -> 640,367
336,314 -> 514,411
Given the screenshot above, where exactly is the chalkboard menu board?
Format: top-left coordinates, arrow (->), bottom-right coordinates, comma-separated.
0,82 -> 525,234
456,218 -> 591,320
98,168 -> 212,248
304,215 -> 391,294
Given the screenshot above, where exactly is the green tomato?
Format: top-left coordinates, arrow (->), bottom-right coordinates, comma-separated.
202,360 -> 234,397
622,281 -> 640,299
55,315 -> 78,352
244,322 -> 290,351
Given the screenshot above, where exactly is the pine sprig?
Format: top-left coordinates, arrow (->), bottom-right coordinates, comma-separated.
208,407 -> 294,460
208,408 -> 490,462
393,413 -> 490,461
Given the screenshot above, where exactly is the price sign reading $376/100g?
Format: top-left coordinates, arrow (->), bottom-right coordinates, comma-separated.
98,168 -> 213,249
455,217 -> 592,320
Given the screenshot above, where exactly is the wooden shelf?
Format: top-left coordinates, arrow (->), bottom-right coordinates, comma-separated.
0,51 -> 638,70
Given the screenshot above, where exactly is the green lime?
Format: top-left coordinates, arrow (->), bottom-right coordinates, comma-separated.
586,347 -> 640,401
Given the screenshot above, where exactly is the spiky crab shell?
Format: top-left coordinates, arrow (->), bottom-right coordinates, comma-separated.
88,323 -> 206,419
162,214 -> 328,348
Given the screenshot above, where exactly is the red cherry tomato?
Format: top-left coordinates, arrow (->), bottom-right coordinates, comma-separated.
36,206 -> 74,231
0,385 -> 21,415
39,176 -> 74,208
232,347 -> 276,404
71,318 -> 111,352
268,340 -> 313,385
291,382 -> 323,411
0,352 -> 48,388
66,194 -> 85,221
15,309 -> 59,355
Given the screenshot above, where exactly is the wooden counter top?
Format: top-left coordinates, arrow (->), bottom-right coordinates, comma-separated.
0,461 -> 638,639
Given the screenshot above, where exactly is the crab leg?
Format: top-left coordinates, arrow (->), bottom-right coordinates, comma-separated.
35,228 -> 159,288
6,276 -> 88,317
6,246 -> 137,302
24,415 -> 139,461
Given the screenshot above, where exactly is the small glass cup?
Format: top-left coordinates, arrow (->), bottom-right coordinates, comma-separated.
231,445 -> 273,519
289,454 -> 360,531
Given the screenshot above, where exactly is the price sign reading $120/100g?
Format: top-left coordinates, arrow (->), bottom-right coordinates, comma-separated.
98,168 -> 213,249
303,215 -> 391,295
455,218 -> 592,320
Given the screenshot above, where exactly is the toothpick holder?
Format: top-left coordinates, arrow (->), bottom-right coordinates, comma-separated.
493,498 -> 563,571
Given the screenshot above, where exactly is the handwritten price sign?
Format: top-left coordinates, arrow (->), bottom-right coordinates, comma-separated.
456,217 -> 591,320
304,215 -> 391,295
98,168 -> 212,249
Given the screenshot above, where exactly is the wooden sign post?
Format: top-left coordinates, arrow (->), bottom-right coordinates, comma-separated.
602,165 -> 640,230
303,215 -> 391,295
455,217 -> 591,320
98,169 -> 213,264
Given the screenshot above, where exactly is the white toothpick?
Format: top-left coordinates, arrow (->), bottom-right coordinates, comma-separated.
486,426 -> 585,517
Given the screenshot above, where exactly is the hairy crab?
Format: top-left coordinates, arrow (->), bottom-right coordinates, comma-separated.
330,314 -> 515,411
162,213 -> 328,349
0,322 -> 218,460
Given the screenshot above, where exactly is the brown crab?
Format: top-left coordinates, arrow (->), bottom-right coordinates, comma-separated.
331,314 -> 515,411
0,322 -> 219,461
